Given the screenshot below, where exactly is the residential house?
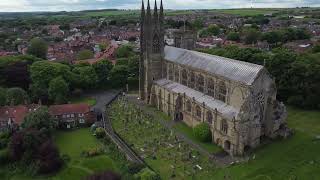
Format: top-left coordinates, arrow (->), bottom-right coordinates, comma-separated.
49,104 -> 95,129
0,104 -> 40,131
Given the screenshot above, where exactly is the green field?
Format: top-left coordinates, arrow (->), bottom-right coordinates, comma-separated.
70,96 -> 97,106
1,128 -> 118,180
212,8 -> 280,16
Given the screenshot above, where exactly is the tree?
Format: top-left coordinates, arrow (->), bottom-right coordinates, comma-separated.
193,123 -> 212,142
48,77 -> 69,104
30,61 -> 73,101
0,87 -> 6,106
226,32 -> 240,42
109,65 -> 128,87
27,38 -> 48,59
95,127 -> 105,139
191,19 -> 204,30
312,45 -> 320,53
243,28 -> 261,44
93,60 -> 113,85
21,107 -> 56,132
86,170 -> 121,180
6,87 -> 28,105
207,24 -> 221,36
37,140 -> 63,174
72,66 -> 98,89
77,50 -> 94,60
261,31 -> 281,45
134,168 -> 160,180
116,45 -> 134,58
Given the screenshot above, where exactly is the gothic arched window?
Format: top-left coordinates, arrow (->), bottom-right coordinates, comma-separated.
153,34 -> 160,53
218,81 -> 227,103
182,69 -> 188,86
174,68 -> 180,82
186,100 -> 192,112
189,72 -> 195,89
168,64 -> 174,80
207,78 -> 215,97
221,119 -> 228,134
195,105 -> 202,119
207,111 -> 213,124
197,74 -> 205,93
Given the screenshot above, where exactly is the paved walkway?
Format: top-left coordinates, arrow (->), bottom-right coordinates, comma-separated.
126,94 -> 247,167
87,90 -> 144,164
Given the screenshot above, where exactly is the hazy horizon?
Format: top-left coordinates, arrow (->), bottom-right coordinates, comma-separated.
0,0 -> 319,13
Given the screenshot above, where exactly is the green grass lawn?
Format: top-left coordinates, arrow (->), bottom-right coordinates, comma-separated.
208,106 -> 320,180
2,128 -> 118,180
70,97 -> 97,106
52,128 -> 118,179
174,122 -> 221,153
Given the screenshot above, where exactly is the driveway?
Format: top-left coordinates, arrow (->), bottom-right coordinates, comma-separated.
84,90 -> 121,112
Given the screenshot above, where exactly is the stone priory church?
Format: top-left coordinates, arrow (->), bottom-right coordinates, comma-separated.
139,0 -> 289,156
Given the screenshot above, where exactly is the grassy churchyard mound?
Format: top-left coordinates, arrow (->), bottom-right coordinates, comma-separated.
110,97 -> 320,180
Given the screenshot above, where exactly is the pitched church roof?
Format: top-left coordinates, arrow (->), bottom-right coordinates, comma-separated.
155,79 -> 239,120
164,46 -> 264,85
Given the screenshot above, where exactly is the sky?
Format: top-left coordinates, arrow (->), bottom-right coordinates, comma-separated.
0,0 -> 319,12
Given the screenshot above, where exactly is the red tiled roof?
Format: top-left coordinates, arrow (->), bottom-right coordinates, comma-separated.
0,105 -> 40,125
49,103 -> 91,115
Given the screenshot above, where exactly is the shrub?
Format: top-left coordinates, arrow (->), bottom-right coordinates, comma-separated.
0,132 -> 10,149
82,147 -> 103,157
95,127 -> 105,139
36,140 -> 63,174
86,170 -> 121,180
0,149 -> 9,165
193,123 -> 212,142
127,162 -> 145,175
134,168 -> 160,180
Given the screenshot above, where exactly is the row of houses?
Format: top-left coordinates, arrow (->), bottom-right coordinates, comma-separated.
0,103 -> 96,132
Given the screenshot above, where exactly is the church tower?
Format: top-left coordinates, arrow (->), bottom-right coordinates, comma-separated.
139,0 -> 165,102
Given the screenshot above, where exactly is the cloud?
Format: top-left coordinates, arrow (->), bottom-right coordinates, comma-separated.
0,0 -> 319,12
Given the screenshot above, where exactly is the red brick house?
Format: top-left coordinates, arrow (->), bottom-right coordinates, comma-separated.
0,104 -> 40,131
49,103 -> 95,129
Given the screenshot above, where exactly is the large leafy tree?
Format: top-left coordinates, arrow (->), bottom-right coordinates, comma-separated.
109,65 -> 128,87
93,59 -> 113,85
27,38 -> 48,59
116,45 -> 134,58
48,76 -> 69,104
243,28 -> 261,44
0,55 -> 42,89
21,107 -> 57,133
6,87 -> 29,105
30,61 -> 73,101
72,66 -> 98,89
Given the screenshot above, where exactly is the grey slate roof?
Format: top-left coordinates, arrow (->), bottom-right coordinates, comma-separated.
164,46 -> 264,85
155,79 -> 239,120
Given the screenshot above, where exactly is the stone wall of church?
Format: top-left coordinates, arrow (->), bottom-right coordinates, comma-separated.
151,84 -> 248,155
166,61 -> 248,110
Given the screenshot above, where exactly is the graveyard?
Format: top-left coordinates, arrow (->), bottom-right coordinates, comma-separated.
110,97 -> 320,180
110,98 -> 218,179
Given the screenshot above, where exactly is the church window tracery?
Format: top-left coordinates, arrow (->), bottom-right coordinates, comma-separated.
218,81 -> 227,103
197,74 -> 205,93
182,69 -> 188,86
